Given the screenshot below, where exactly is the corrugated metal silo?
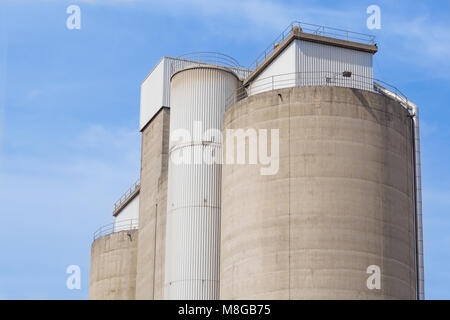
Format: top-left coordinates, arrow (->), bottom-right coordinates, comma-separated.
164,65 -> 239,299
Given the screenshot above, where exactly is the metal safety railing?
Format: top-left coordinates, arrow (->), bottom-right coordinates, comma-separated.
248,21 -> 376,71
93,218 -> 139,241
168,52 -> 251,80
225,71 -> 407,110
113,180 -> 140,216
174,52 -> 243,71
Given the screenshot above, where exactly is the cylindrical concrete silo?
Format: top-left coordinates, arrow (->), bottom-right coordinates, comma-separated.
220,86 -> 417,299
165,65 -> 239,299
89,230 -> 138,300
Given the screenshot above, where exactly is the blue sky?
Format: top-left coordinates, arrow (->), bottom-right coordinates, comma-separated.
0,0 -> 449,299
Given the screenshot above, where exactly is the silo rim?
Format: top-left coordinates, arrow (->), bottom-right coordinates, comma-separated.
170,64 -> 240,82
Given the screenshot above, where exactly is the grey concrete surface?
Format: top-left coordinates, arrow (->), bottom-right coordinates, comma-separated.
89,230 -> 138,300
220,86 -> 417,299
135,107 -> 170,299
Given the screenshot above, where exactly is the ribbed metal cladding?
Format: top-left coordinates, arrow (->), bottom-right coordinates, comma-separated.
165,66 -> 239,299
296,39 -> 373,90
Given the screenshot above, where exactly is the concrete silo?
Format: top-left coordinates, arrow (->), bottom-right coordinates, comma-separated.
164,64 -> 240,299
89,184 -> 140,300
220,24 -> 421,300
89,229 -> 138,300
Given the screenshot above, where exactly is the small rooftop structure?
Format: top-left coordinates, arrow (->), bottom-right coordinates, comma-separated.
112,180 -> 140,217
245,22 -> 377,86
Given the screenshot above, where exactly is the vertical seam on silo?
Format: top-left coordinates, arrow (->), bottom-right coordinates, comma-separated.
411,114 -> 419,299
291,47 -> 297,301
406,114 -> 414,299
152,203 -> 158,298
288,89 -> 292,299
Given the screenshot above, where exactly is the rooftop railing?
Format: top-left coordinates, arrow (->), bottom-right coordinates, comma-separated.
93,218 -> 138,241
248,21 -> 376,71
225,71 -> 407,110
167,53 -> 251,81
113,180 -> 140,216
177,51 -> 243,69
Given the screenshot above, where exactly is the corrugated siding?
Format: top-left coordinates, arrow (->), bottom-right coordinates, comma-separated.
140,57 -> 249,131
229,67 -> 251,81
165,67 -> 239,299
163,58 -> 196,106
296,39 -> 373,91
247,39 -> 374,96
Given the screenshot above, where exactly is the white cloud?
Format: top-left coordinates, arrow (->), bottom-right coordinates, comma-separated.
386,15 -> 450,69
0,123 -> 141,222
27,89 -> 42,100
56,0 -> 136,3
421,120 -> 439,138
75,124 -> 139,153
0,9 -> 7,168
101,0 -> 450,77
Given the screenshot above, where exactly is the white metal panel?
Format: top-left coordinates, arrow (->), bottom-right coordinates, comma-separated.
165,66 -> 239,300
247,39 -> 374,96
139,58 -> 167,130
165,151 -> 221,299
114,193 -> 139,231
169,68 -> 238,142
140,57 -> 196,131
296,39 -> 373,90
140,58 -> 166,130
248,41 -> 296,96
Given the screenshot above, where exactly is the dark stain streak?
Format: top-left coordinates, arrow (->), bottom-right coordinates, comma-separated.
351,88 -> 378,122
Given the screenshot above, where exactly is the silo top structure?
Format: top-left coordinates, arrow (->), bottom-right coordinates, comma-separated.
112,181 -> 140,232
241,22 -> 377,97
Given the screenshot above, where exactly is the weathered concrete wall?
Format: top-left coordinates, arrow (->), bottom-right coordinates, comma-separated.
221,86 -> 417,299
135,107 -> 170,299
89,230 -> 138,300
